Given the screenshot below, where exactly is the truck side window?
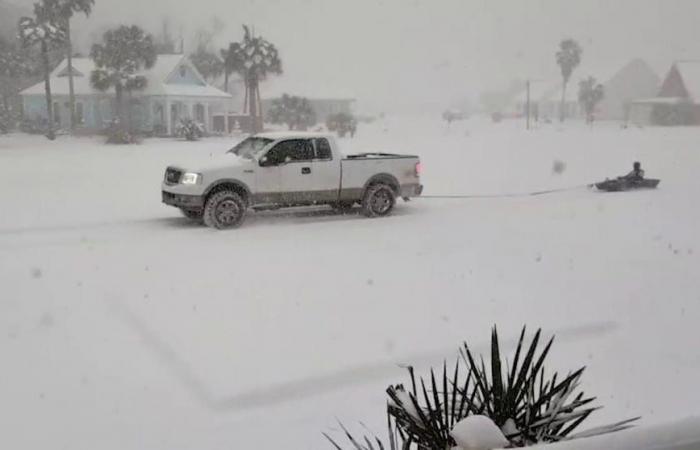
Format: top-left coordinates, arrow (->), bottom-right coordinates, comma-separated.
265,139 -> 313,165
314,138 -> 332,160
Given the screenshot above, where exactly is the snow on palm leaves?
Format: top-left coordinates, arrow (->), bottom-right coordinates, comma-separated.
224,25 -> 282,131
326,326 -> 638,450
225,25 -> 282,83
90,25 -> 156,140
90,26 -> 156,91
18,0 -> 67,140
18,0 -> 67,47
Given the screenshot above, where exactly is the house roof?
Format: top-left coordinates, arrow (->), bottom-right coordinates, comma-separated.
20,54 -> 232,99
674,61 -> 700,100
603,58 -> 659,92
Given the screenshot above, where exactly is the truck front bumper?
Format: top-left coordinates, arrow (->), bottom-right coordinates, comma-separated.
162,191 -> 205,209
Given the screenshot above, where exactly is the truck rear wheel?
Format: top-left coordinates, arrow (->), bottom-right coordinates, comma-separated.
361,183 -> 396,217
203,190 -> 247,229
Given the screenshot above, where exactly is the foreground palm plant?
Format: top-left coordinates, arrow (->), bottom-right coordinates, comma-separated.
326,326 -> 638,450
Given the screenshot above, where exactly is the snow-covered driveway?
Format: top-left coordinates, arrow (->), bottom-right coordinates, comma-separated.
1,118 -> 699,450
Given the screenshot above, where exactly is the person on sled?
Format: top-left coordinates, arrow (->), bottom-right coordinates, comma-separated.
623,162 -> 645,182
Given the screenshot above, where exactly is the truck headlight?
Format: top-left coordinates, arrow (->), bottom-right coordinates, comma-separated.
181,172 -> 202,185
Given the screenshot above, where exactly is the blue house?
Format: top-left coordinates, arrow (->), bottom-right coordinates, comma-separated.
20,54 -> 232,135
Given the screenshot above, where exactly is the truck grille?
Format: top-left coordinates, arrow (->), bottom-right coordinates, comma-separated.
164,167 -> 182,185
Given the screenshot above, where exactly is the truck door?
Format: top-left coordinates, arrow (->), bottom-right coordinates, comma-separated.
311,137 -> 341,202
260,139 -> 315,204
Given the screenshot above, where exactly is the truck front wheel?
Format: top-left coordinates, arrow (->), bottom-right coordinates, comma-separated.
361,183 -> 396,217
330,201 -> 355,213
180,208 -> 203,221
203,190 -> 247,229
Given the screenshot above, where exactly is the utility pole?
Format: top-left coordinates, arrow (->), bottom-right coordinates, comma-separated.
526,80 -> 531,130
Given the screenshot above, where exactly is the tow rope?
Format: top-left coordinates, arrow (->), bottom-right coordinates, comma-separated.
419,184 -> 594,200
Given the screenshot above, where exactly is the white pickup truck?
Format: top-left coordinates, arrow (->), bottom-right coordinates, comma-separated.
161,132 -> 423,229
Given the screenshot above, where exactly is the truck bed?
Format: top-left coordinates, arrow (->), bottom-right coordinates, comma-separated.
339,153 -> 422,200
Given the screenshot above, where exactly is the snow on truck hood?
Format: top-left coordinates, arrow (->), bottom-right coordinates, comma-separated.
171,152 -> 252,174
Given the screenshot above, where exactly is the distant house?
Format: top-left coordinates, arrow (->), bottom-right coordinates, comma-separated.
631,61 -> 700,126
510,82 -> 582,121
596,59 -> 660,121
509,60 -> 660,124
20,54 -> 232,135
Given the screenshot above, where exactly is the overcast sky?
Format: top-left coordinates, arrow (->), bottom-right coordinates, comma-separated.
9,0 -> 700,112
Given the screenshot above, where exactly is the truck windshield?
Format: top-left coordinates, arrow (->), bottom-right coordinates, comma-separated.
228,137 -> 273,159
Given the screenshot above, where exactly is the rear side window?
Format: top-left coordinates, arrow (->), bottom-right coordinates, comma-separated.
314,138 -> 332,160
266,139 -> 314,165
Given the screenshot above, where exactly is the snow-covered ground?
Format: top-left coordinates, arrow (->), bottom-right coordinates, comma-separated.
1,117 -> 699,450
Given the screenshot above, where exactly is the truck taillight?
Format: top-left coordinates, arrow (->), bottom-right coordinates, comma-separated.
415,162 -> 422,176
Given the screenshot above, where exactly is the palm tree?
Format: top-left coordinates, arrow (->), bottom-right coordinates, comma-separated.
55,0 -> 95,132
18,0 -> 67,140
90,25 -> 156,137
189,46 -> 224,83
220,43 -> 235,94
227,25 -> 282,132
555,39 -> 582,122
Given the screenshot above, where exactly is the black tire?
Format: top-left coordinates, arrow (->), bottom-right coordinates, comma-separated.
361,183 -> 396,217
203,190 -> 247,229
180,208 -> 203,221
330,201 -> 355,213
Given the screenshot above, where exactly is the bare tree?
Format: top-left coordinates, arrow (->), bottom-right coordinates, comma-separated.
578,76 -> 604,125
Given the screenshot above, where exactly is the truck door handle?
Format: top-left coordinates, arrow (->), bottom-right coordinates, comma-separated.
301,167 -> 311,174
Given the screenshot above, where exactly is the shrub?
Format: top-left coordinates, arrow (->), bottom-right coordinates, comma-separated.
0,104 -> 10,134
326,326 -> 638,450
267,94 -> 317,130
326,112 -> 357,137
175,118 -> 204,141
104,119 -> 138,144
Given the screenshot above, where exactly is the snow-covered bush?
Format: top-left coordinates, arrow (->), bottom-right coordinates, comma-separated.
175,119 -> 204,141
326,112 -> 357,138
267,94 -> 317,130
104,119 -> 137,144
325,326 -> 638,450
0,104 -> 10,134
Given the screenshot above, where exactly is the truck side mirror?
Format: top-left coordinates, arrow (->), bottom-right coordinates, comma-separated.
259,155 -> 270,166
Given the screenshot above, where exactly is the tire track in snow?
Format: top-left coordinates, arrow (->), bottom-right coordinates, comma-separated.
113,298 -> 618,413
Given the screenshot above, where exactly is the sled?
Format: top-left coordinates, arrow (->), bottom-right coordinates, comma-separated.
594,178 -> 660,192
